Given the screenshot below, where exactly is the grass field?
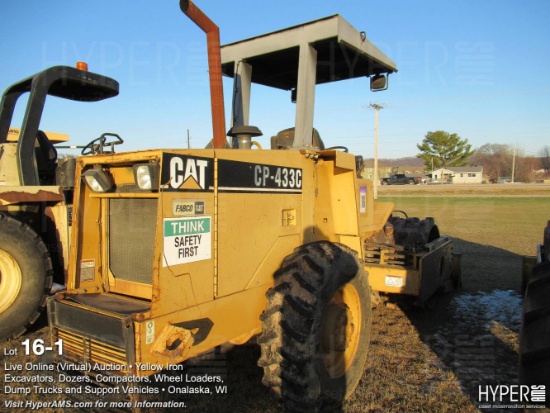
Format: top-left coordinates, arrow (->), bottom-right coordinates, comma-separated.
1,190 -> 549,412
351,194 -> 547,412
381,195 -> 549,291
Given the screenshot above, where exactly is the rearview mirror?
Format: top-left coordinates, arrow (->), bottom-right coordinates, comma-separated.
370,74 -> 388,92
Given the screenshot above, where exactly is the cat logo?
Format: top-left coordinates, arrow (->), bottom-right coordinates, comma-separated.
162,153 -> 213,192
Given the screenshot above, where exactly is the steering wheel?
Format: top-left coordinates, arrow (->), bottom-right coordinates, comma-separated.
393,210 -> 409,219
81,133 -> 124,155
326,146 -> 349,153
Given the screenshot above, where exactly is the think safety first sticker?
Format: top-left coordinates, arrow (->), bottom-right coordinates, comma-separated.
163,217 -> 212,267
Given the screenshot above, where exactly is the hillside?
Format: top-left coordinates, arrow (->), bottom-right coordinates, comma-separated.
364,156 -> 424,167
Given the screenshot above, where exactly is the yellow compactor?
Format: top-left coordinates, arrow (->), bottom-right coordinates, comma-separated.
48,1 -> 460,411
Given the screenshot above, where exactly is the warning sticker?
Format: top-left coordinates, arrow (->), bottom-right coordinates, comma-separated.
360,186 -> 367,213
163,217 -> 212,267
385,275 -> 404,288
80,259 -> 95,282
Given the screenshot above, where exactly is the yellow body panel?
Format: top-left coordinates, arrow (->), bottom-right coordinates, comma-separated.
216,149 -> 307,296
52,147 -> 381,373
50,145 -> 456,376
367,266 -> 420,296
7,127 -> 69,143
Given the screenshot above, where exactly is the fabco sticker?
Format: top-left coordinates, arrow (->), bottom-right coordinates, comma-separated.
161,153 -> 213,192
163,217 -> 212,266
172,199 -> 205,216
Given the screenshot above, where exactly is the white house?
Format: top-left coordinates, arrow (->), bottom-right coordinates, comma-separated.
432,166 -> 483,184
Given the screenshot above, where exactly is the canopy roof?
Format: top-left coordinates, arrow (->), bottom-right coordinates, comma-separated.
221,14 -> 397,90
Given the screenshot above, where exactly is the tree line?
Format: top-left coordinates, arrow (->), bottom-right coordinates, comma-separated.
417,130 -> 550,182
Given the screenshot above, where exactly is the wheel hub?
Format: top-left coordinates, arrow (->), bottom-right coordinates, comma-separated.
0,250 -> 23,314
321,283 -> 363,380
322,303 -> 353,353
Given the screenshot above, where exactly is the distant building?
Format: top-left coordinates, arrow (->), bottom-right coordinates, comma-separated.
361,160 -> 427,182
361,161 -> 393,181
431,166 -> 483,184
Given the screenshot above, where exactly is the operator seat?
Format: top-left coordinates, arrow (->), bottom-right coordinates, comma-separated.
271,127 -> 325,150
34,130 -> 58,185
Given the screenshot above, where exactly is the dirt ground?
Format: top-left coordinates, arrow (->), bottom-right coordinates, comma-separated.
1,185 -> 549,412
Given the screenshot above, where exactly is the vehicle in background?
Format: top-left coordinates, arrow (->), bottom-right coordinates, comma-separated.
380,173 -> 420,185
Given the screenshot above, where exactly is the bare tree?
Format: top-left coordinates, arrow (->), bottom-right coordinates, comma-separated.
540,146 -> 550,173
471,144 -> 542,182
470,143 -> 513,181
515,156 -> 539,183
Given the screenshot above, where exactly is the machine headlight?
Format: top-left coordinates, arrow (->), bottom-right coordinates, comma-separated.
133,162 -> 159,190
82,167 -> 114,192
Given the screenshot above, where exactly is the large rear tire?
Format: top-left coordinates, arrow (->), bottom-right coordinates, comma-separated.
0,214 -> 52,341
519,260 -> 550,408
258,241 -> 372,412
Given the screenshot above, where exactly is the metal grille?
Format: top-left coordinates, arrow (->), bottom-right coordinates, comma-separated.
55,328 -> 129,372
109,198 -> 156,284
364,242 -> 409,266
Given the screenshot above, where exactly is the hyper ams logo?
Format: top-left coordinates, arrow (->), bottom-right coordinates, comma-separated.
478,385 -> 546,408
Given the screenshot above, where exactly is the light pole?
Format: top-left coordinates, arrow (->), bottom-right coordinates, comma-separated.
369,103 -> 384,199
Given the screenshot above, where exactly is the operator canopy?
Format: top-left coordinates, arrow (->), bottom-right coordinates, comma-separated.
221,14 -> 397,90
220,15 -> 397,149
0,65 -> 119,185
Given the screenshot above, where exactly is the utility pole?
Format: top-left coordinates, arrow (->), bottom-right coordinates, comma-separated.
511,146 -> 516,183
369,103 -> 385,199
187,129 -> 191,149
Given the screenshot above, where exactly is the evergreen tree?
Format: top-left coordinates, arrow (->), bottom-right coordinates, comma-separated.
417,130 -> 474,169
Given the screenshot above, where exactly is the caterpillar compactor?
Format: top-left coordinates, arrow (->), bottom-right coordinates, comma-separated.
48,1 -> 459,411
0,64 -> 119,340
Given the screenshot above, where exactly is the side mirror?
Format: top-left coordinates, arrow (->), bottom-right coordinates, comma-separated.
370,74 -> 389,92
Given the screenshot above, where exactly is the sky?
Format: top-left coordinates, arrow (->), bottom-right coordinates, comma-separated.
1,0 -> 549,159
